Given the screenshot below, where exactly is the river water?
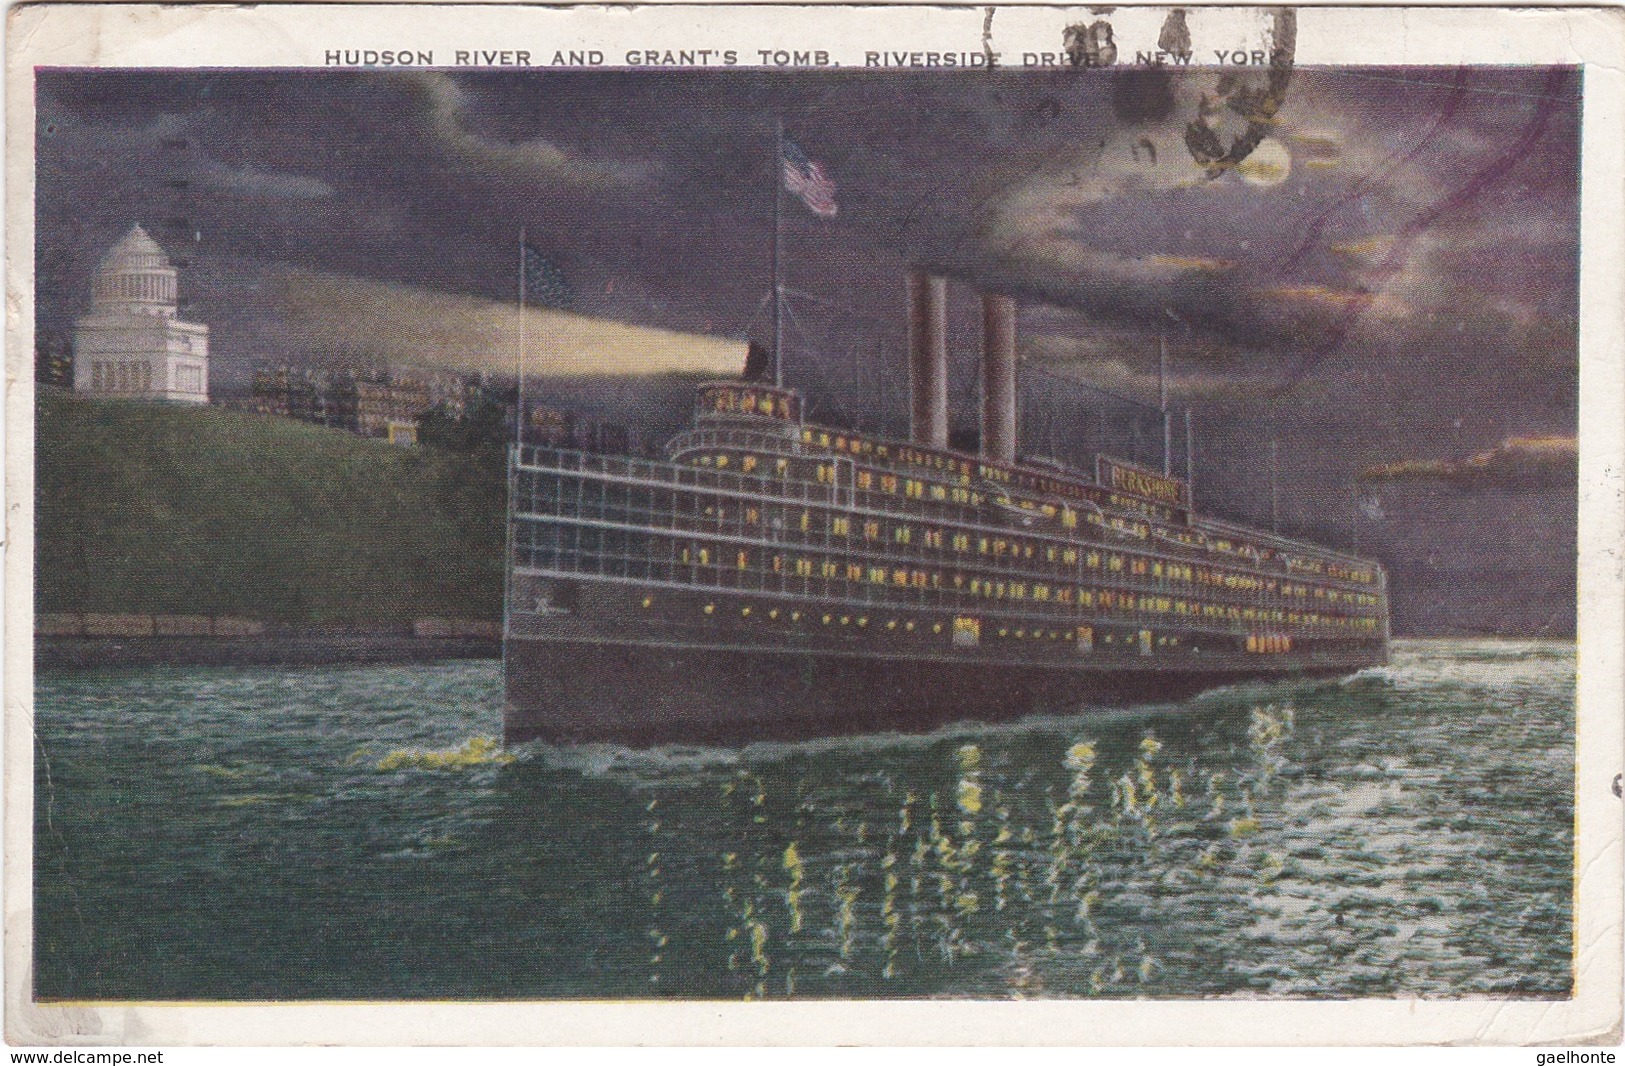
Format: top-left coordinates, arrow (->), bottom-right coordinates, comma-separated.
32,639 -> 1573,1001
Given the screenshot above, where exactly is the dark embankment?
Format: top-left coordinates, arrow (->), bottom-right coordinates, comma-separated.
33,390 -> 506,654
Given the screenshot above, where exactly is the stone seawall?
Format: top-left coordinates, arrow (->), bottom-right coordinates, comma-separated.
35,635 -> 500,670
34,614 -> 501,670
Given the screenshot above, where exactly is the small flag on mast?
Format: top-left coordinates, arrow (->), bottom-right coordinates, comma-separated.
781,138 -> 837,218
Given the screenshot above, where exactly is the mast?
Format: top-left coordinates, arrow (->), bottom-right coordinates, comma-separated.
504,226 -> 527,675
1184,407 -> 1196,509
1269,438 -> 1281,534
772,117 -> 784,389
1159,331 -> 1170,476
516,226 -> 527,449
1352,481 -> 1361,554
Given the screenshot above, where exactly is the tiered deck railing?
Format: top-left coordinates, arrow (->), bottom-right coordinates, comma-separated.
510,446 -> 1387,639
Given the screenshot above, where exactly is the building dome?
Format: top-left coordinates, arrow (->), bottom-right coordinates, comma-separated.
91,224 -> 177,313
98,224 -> 170,271
74,223 -> 209,403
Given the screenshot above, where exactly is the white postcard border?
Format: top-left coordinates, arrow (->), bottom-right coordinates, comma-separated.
5,3 -> 1621,1047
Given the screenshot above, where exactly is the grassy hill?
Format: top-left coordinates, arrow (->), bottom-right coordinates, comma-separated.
34,390 -> 505,627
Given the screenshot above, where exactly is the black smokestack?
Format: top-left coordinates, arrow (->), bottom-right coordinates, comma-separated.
981,292 -> 1017,462
906,270 -> 949,449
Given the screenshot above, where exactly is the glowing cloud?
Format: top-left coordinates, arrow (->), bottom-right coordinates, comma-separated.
1360,436 -> 1577,492
1141,254 -> 1237,273
1255,284 -> 1413,322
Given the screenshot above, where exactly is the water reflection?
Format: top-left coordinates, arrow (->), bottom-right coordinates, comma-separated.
498,698 -> 1286,997
485,666 -> 1566,1000
32,642 -> 1576,1001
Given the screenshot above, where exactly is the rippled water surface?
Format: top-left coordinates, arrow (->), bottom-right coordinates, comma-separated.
33,639 -> 1573,1000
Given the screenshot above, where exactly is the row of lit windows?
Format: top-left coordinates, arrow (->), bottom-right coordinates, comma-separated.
593,475 -> 1380,611
639,591 -> 1384,653
676,591 -> 1384,650
683,448 -> 1375,592
816,423 -> 1110,512
669,544 -> 1376,631
779,437 -> 1380,587
794,508 -> 1379,610
815,450 -> 1372,584
1084,510 -> 1148,540
524,507 -> 1380,625
539,526 -> 1378,637
1286,556 -> 1378,583
703,385 -> 798,421
1278,582 -> 1379,607
863,434 -> 1168,516
714,447 -> 1175,562
654,595 -> 1206,650
696,453 -> 792,477
1103,492 -> 1179,523
802,428 -> 897,463
676,597 -> 1119,645
800,427 -> 1117,511
891,443 -> 975,478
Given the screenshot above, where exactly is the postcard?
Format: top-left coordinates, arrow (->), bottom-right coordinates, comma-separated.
6,2 -> 1622,1048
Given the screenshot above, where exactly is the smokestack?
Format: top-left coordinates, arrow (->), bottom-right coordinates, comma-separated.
981,292 -> 1017,462
906,271 -> 949,449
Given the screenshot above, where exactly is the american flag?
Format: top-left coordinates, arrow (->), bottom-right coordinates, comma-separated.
782,138 -> 837,218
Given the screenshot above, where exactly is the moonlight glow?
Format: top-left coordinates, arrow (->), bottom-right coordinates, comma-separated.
1236,138 -> 1292,187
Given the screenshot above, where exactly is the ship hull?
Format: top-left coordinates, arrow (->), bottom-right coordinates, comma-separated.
505,638 -> 1352,746
504,574 -> 1383,746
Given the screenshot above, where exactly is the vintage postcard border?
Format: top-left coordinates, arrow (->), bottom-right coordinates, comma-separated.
5,3 -> 1622,1046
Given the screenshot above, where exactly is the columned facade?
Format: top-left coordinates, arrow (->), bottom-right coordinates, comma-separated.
73,225 -> 209,403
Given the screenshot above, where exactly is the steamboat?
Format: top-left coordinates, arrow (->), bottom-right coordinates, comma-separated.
505,274 -> 1389,745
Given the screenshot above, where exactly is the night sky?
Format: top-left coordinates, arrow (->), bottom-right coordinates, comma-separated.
33,66 -> 1581,634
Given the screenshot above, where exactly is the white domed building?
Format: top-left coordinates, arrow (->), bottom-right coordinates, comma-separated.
73,224 -> 209,403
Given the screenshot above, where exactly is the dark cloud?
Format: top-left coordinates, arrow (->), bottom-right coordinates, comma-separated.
34,68 -> 1579,375
392,72 -> 658,190
33,67 -> 1580,634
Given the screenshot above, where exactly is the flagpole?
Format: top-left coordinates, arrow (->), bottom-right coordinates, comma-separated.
772,117 -> 784,389
1184,407 -> 1196,511
1269,438 -> 1281,535
1352,480 -> 1361,555
516,226 -> 527,448
504,227 -> 526,679
1159,331 -> 1170,477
